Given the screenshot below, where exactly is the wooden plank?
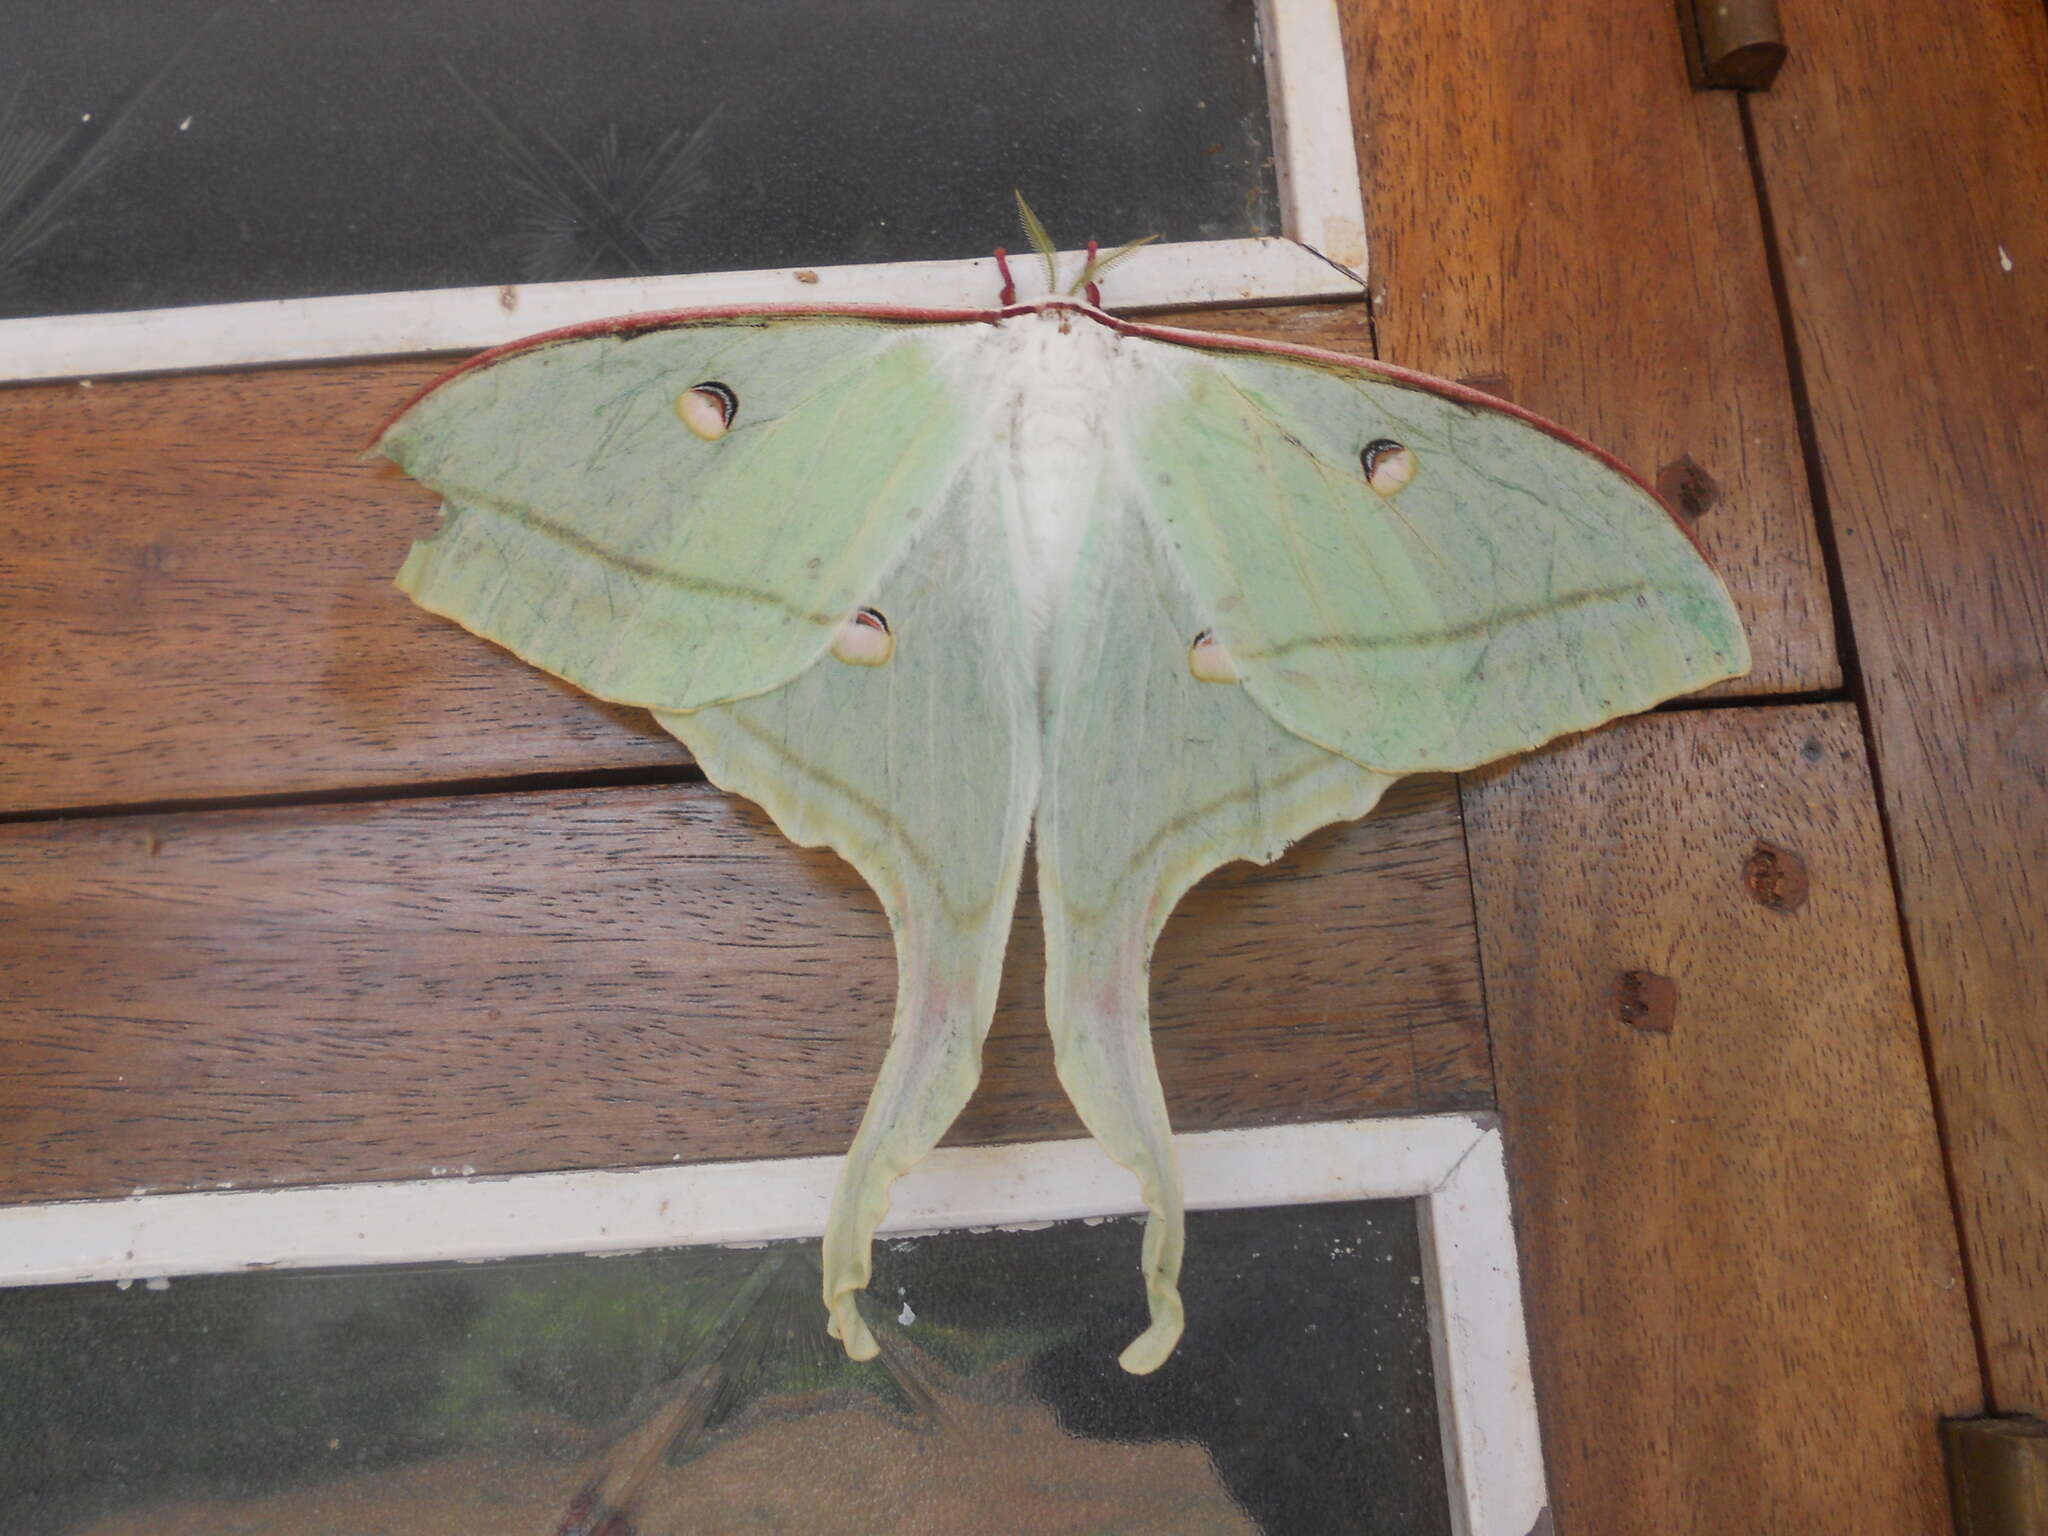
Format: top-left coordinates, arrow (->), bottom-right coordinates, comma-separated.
0,775 -> 1485,1204
1462,704 -> 1977,1531
0,305 -> 1365,818
1744,0 -> 2048,1415
1163,299 -> 1369,352
1341,0 -> 1838,697
0,359 -> 673,816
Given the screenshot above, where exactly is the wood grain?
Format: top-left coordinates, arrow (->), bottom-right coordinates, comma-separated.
0,775 -> 1486,1204
1744,0 -> 2048,1415
1341,0 -> 1837,697
0,359 -> 678,817
1462,704 -> 1977,1532
1160,299 -> 1370,352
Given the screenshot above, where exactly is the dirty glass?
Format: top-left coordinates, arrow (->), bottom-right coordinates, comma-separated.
0,1199 -> 1451,1535
0,0 -> 1280,321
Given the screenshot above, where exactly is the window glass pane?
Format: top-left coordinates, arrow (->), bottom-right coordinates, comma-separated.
2,0 -> 1280,321
0,1199 -> 1449,1534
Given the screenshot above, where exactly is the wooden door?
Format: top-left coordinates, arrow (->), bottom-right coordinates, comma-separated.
7,0 -> 2042,1527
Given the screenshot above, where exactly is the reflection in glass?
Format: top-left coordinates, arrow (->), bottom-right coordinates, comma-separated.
0,1201 -> 1449,1534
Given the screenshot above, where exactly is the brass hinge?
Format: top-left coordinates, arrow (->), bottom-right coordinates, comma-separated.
1675,0 -> 1788,90
1944,1418 -> 2048,1536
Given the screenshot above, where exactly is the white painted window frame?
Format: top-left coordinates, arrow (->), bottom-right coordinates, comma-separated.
0,0 -> 1365,385
0,1113 -> 1545,1535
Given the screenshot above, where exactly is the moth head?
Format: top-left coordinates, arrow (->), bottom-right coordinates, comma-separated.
676,381 -> 739,441
1005,190 -> 1158,306
833,606 -> 895,666
1361,438 -> 1415,496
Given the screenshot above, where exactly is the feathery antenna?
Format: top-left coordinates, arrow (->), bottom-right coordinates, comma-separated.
1007,191 -> 1159,303
1068,232 -> 1159,297
1012,190 -> 1059,294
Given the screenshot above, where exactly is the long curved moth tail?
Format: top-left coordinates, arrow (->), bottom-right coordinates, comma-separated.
821,909 -> 1015,1360
1041,900 -> 1187,1375
647,476 -> 1040,1366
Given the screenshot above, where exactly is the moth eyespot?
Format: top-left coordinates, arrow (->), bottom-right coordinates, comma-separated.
1361,438 -> 1415,496
676,381 -> 738,440
832,606 -> 894,666
1187,628 -> 1240,684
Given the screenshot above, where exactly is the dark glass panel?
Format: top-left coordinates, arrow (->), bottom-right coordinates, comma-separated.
1,0 -> 1279,320
0,1199 -> 1449,1534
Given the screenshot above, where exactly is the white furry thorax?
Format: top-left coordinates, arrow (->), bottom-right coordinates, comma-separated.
937,307 -> 1158,665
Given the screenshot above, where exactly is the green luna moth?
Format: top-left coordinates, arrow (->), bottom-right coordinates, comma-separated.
377,236 -> 1747,1377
